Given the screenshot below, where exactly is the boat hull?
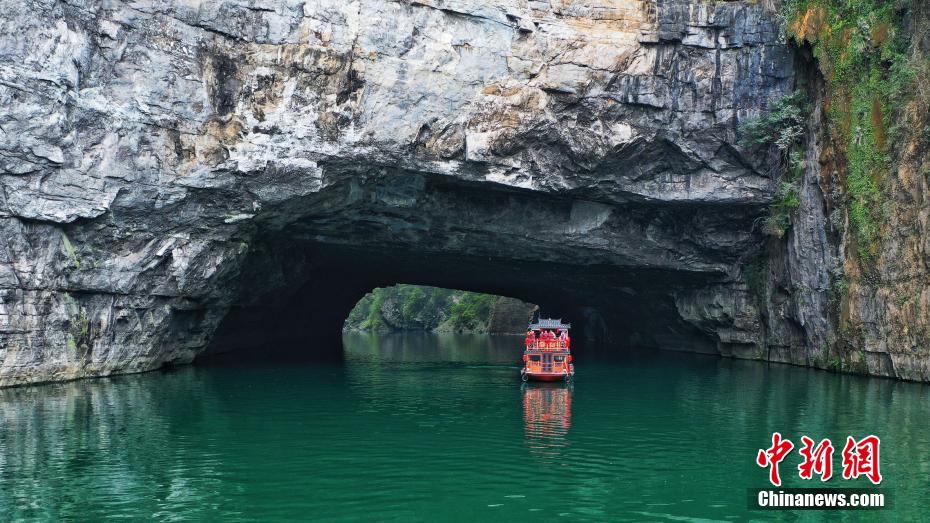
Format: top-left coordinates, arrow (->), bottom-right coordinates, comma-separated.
523,371 -> 572,382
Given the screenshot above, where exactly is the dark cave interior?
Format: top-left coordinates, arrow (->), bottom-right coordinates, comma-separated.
199,172 -> 761,362
203,242 -> 723,362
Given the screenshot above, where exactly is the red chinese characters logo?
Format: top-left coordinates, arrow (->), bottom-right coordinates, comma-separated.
842,435 -> 883,485
798,436 -> 833,481
757,434 -> 882,486
756,432 -> 794,486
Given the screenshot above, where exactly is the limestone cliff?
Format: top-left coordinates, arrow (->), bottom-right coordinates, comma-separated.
0,0 -> 923,386
765,1 -> 930,380
487,297 -> 538,334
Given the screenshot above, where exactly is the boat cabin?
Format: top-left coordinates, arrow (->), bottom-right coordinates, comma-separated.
522,318 -> 574,382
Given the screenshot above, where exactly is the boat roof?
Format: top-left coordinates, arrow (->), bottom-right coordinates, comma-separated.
529,318 -> 570,330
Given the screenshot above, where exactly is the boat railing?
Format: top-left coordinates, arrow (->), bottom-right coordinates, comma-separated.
526,340 -> 568,350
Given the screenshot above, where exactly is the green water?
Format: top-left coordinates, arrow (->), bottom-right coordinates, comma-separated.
1,333 -> 928,521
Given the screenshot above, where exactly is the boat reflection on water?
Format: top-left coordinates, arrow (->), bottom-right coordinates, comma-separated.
522,383 -> 573,461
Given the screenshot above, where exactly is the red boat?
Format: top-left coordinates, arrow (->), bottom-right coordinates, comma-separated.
521,318 -> 574,382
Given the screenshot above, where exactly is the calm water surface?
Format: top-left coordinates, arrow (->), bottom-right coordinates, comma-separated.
1,333 -> 928,521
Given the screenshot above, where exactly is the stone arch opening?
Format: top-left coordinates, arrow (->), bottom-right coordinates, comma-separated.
199,173 -> 753,363
341,284 -> 539,335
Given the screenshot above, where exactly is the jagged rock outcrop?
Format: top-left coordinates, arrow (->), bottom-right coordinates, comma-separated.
487,297 -> 537,334
1,0 -> 808,386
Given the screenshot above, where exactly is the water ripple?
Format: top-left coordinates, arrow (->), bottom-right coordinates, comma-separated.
0,333 -> 926,521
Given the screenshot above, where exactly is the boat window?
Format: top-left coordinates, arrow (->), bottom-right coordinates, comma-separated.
529,355 -> 541,362
554,356 -> 565,362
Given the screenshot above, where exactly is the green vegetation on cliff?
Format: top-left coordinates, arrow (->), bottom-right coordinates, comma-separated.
344,285 -> 503,333
774,1 -> 930,374
740,90 -> 807,237
783,0 -> 917,263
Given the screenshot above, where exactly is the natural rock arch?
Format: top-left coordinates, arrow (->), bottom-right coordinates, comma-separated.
1,0 -> 804,386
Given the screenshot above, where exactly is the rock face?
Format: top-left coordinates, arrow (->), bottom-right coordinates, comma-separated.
378,292 -> 436,332
487,297 -> 537,334
752,3 -> 930,383
0,0 -> 823,386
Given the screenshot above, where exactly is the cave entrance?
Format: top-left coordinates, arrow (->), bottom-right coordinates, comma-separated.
343,284 -> 538,335
341,284 -> 539,364
200,237 -> 722,365
199,174 -> 748,365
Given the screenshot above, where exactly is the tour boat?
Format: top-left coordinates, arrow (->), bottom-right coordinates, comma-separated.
521,318 -> 574,382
